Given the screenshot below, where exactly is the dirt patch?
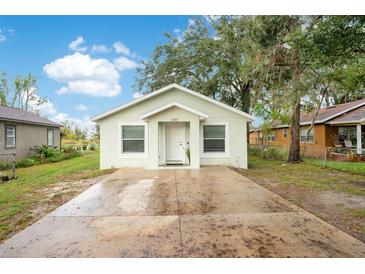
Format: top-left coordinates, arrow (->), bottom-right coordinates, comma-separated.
1,174 -> 110,243
233,167 -> 365,243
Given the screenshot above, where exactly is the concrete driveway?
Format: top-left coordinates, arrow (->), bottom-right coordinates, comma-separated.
0,166 -> 364,257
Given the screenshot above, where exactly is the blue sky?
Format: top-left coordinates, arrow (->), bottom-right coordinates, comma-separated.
0,16 -> 195,131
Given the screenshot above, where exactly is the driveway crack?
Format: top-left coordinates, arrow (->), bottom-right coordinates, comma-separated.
174,169 -> 184,258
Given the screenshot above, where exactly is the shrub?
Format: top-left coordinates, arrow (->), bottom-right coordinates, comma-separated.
32,145 -> 60,162
62,146 -> 82,159
267,147 -> 287,161
0,161 -> 13,170
16,158 -> 37,168
88,143 -> 96,151
249,145 -> 264,157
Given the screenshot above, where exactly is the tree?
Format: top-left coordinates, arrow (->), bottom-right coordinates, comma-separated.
250,16 -> 365,162
0,72 -> 47,111
134,16 -> 258,113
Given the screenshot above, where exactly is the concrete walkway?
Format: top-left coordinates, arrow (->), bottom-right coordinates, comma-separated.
0,166 -> 364,257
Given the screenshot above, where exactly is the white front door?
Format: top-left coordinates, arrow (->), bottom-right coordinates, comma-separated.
166,123 -> 185,164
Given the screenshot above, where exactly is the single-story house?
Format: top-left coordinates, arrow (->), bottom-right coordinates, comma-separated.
249,98 -> 365,157
92,84 -> 253,169
0,105 -> 61,161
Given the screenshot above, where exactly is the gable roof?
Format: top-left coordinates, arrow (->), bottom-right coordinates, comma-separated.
0,105 -> 61,127
326,104 -> 365,125
91,83 -> 254,122
140,101 -> 208,120
300,98 -> 365,125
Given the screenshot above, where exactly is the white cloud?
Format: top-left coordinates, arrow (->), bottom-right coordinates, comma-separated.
69,36 -> 87,52
43,52 -> 121,97
113,56 -> 139,71
0,30 -> 6,42
73,104 -> 89,112
132,92 -> 143,99
91,44 -> 110,53
113,41 -> 131,55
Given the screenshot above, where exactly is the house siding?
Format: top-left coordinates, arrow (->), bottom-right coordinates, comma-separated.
98,87 -> 249,169
0,121 -> 60,161
249,124 -> 340,158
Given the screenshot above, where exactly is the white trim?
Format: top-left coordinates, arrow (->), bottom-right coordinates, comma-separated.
200,121 -> 229,158
140,101 -> 208,120
326,117 -> 365,125
118,121 -> 148,159
356,124 -> 362,154
92,83 -> 253,122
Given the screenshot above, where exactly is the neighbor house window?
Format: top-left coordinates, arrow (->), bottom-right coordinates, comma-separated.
203,125 -> 225,152
283,128 -> 288,138
300,127 -> 314,142
5,125 -> 16,148
267,131 -> 275,142
122,125 -> 145,153
47,129 -> 54,146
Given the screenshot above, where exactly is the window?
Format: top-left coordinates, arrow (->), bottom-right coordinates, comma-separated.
47,129 -> 54,147
267,131 -> 275,142
122,125 -> 145,153
283,128 -> 288,138
5,125 -> 16,148
203,125 -> 225,152
300,127 -> 314,142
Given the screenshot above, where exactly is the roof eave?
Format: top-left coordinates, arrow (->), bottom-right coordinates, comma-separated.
91,83 -> 254,122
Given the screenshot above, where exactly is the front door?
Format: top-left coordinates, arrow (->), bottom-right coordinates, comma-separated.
166,123 -> 185,165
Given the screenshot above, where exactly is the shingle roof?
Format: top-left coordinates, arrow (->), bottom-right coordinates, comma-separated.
300,98 -> 365,124
326,104 -> 365,124
0,105 -> 61,127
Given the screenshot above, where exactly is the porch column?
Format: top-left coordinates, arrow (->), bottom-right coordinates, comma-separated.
148,120 -> 159,169
357,124 -> 362,154
189,118 -> 200,168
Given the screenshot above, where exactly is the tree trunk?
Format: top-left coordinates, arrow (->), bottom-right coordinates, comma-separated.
240,82 -> 252,113
288,101 -> 301,162
287,48 -> 302,163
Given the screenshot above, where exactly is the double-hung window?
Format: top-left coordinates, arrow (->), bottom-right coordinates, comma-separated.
300,127 -> 314,142
267,131 -> 275,142
47,129 -> 54,147
203,125 -> 226,153
5,125 -> 16,148
121,125 -> 145,153
283,128 -> 288,138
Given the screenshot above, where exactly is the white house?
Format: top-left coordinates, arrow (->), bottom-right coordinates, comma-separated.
92,84 -> 253,169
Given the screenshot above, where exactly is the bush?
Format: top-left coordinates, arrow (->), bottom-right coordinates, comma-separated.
266,147 -> 287,161
16,158 -> 37,168
32,145 -> 60,162
249,145 -> 288,161
249,145 -> 264,157
0,161 -> 13,170
88,143 -> 96,151
62,146 -> 82,159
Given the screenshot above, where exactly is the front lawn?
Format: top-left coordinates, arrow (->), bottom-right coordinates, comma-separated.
0,152 -> 113,243
234,156 -> 365,242
305,158 -> 365,176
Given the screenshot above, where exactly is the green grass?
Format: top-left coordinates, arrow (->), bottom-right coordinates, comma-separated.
0,152 -> 112,242
305,158 -> 365,175
242,156 -> 365,196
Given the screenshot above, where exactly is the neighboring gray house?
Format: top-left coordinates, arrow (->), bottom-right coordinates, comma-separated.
0,105 -> 61,161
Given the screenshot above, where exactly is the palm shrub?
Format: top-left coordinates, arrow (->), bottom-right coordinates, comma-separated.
31,145 -> 60,162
